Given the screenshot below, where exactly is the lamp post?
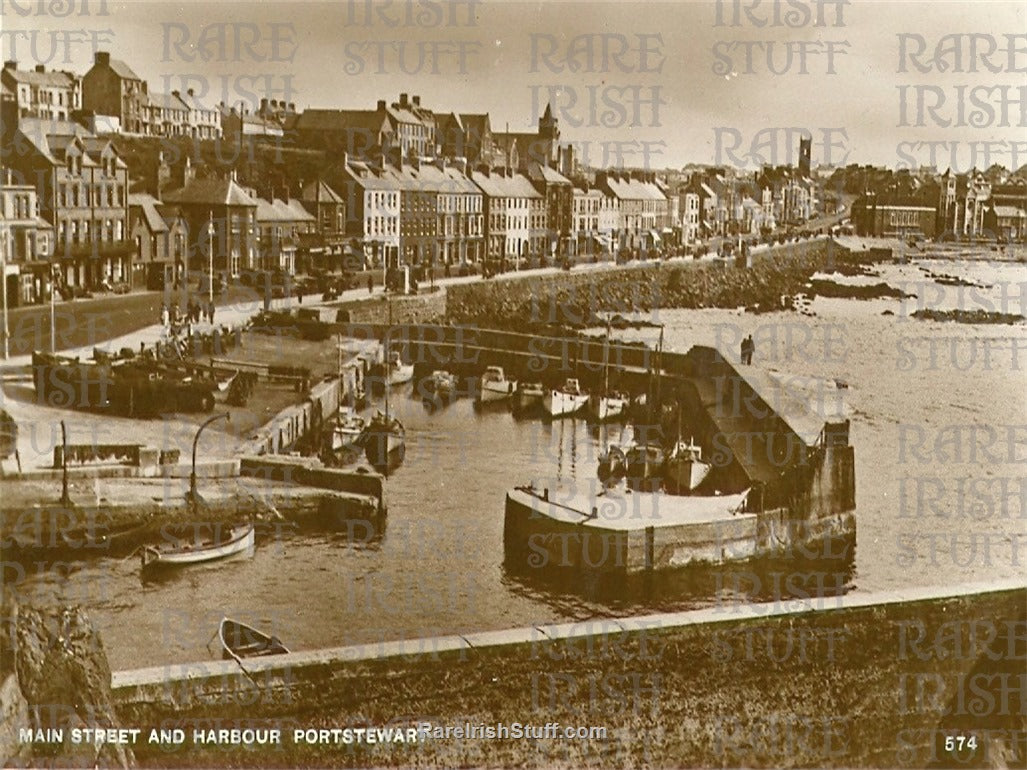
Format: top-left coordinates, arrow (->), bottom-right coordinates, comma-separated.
190,412 -> 229,508
1,224 -> 8,360
50,263 -> 57,353
207,210 -> 214,308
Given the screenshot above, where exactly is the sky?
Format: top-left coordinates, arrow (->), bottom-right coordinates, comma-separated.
3,0 -> 1025,171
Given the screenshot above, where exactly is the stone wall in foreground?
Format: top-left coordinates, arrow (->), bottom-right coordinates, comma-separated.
109,579 -> 1026,769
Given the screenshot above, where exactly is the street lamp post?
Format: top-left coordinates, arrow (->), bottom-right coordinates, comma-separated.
189,412 -> 229,509
207,211 -> 214,309
1,227 -> 8,360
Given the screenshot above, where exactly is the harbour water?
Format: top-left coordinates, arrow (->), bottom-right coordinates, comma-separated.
10,259 -> 1026,671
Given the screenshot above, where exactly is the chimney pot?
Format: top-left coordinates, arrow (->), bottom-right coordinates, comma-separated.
412,95 -> 420,107
35,64 -> 45,73
377,100 -> 386,112
188,88 -> 195,97
3,61 -> 16,71
399,93 -> 408,106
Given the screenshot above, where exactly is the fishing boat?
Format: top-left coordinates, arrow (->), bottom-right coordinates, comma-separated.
625,443 -> 665,490
597,444 -> 627,483
384,350 -> 414,386
543,378 -> 589,418
363,410 -> 406,469
332,406 -> 366,452
514,381 -> 544,413
425,369 -> 458,400
140,521 -> 254,571
478,366 -> 516,403
218,618 -> 289,660
589,324 -> 628,422
664,437 -> 712,495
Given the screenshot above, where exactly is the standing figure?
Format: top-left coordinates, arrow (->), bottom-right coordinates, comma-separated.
367,275 -> 374,295
741,334 -> 755,365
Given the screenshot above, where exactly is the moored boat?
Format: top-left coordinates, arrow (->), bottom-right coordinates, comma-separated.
514,381 -> 544,413
589,391 -> 628,422
543,378 -> 589,418
478,366 -> 516,403
426,369 -> 458,400
332,406 -> 367,452
625,443 -> 665,490
597,444 -> 627,483
385,351 -> 414,386
363,410 -> 406,469
664,438 -> 712,495
140,521 -> 255,571
218,618 -> 289,660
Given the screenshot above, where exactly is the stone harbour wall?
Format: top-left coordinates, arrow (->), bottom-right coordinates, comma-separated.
445,239 -> 831,331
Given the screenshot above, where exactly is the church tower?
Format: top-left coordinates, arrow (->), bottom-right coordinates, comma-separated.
798,136 -> 812,177
538,103 -> 560,166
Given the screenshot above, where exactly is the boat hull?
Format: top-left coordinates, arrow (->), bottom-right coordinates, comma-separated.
219,618 -> 289,660
590,395 -> 628,422
141,523 -> 255,570
664,459 -> 712,495
364,430 -> 406,469
478,380 -> 516,403
543,390 -> 588,418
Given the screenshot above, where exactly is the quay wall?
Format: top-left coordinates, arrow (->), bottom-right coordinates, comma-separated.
107,580 -> 1026,768
239,456 -> 386,515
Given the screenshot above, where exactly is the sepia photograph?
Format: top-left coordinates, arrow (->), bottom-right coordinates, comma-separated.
0,0 -> 1024,767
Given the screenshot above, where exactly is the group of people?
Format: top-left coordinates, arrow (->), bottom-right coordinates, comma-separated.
159,299 -> 216,333
740,334 -> 756,365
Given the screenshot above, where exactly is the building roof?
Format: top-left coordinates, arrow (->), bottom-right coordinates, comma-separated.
301,180 -> 344,204
128,193 -> 168,233
526,162 -> 571,185
176,91 -> 215,112
470,170 -> 541,199
601,174 -> 666,202
106,58 -> 142,81
294,109 -> 391,134
2,67 -> 78,89
146,91 -> 188,111
163,177 -> 258,207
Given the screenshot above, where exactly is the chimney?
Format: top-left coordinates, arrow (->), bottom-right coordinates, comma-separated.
399,93 -> 408,107
412,95 -> 420,107
35,64 -> 45,73
188,88 -> 195,97
377,100 -> 386,112
95,52 -> 110,66
288,102 -> 295,112
3,61 -> 16,71
435,156 -> 444,171
260,97 -> 269,113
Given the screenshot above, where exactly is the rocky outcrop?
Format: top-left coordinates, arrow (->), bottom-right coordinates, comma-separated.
8,599 -> 135,769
